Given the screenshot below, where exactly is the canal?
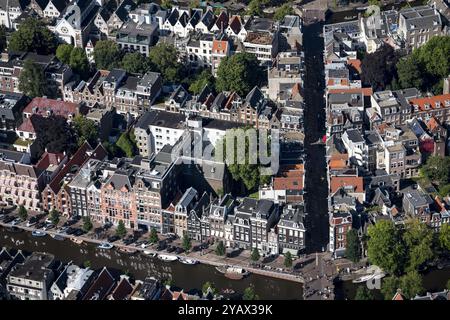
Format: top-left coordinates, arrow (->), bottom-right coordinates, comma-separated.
0,227 -> 303,300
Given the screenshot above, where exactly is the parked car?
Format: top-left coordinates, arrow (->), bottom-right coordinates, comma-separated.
107,235 -> 120,243
12,218 -> 22,225
65,227 -> 76,235
103,221 -> 113,229
166,246 -> 176,253
26,216 -> 39,227
3,216 -> 15,224
123,237 -> 135,245
175,247 -> 184,254
43,223 -> 55,231
36,222 -> 46,229
73,229 -> 84,236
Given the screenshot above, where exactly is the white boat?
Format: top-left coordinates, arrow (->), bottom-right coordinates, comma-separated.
143,250 -> 157,257
372,272 -> 386,280
216,266 -> 250,280
32,230 -> 47,237
352,274 -> 376,283
179,258 -> 199,265
158,254 -> 178,262
98,242 -> 114,250
70,237 -> 83,245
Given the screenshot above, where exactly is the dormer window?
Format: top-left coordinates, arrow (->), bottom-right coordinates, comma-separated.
435,102 -> 440,109
445,100 -> 450,107
424,103 -> 430,110
414,104 -> 419,112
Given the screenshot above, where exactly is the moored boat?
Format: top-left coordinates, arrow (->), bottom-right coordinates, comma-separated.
98,242 -> 114,250
51,234 -> 65,241
32,230 -> 47,237
352,274 -> 375,283
70,237 -> 83,245
179,257 -> 199,265
158,254 -> 178,262
118,247 -> 136,254
143,250 -> 157,257
216,266 -> 250,280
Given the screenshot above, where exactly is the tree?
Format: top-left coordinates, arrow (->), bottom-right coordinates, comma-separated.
273,3 -> 294,21
83,260 -> 92,268
0,26 -> 6,53
73,115 -> 99,147
400,271 -> 424,299
202,281 -> 217,295
18,205 -> 28,221
148,43 -> 183,84
403,219 -> 434,272
367,220 -> 406,275
82,216 -> 93,233
215,241 -> 226,256
50,208 -> 60,225
161,0 -> 172,9
421,156 -> 450,185
284,251 -> 293,268
31,115 -> 76,161
121,52 -> 150,74
69,47 -> 90,77
116,220 -> 127,238
188,69 -> 215,95
381,276 -> 400,300
361,45 -> 400,91
243,286 -> 259,300
116,130 -> 137,158
149,227 -> 159,244
56,44 -> 74,65
93,40 -> 122,70
439,223 -> 450,252
251,248 -> 260,262
18,60 -> 48,98
182,234 -> 192,252
346,229 -> 361,263
9,17 -> 57,54
396,36 -> 450,93
216,52 -> 264,96
354,286 -> 375,300
247,0 -> 264,17
218,128 -> 272,192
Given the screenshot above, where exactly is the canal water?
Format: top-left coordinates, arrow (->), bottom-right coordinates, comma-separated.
0,227 -> 303,300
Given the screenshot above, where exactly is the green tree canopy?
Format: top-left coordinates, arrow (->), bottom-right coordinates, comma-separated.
354,286 -> 375,300
93,40 -> 122,70
381,276 -> 400,300
346,229 -> 361,263
121,52 -> 151,74
439,223 -> 450,252
421,156 -> 450,185
18,59 -> 48,98
400,271 -> 424,299
217,128 -> 272,192
216,52 -> 264,96
396,36 -> 450,94
18,205 -> 28,221
0,26 -> 7,53
82,216 -> 93,232
243,286 -> 259,300
284,251 -> 293,268
56,44 -> 74,65
148,43 -> 183,84
273,3 -> 294,21
116,220 -> 127,238
50,208 -> 60,225
73,115 -> 99,147
215,241 -> 226,256
403,219 -> 434,272
69,47 -> 90,77
361,45 -> 400,91
188,69 -> 215,95
9,17 -> 57,54
202,281 -> 217,295
182,234 -> 192,252
149,227 -> 159,244
116,130 -> 137,158
367,220 -> 406,275
251,248 -> 260,261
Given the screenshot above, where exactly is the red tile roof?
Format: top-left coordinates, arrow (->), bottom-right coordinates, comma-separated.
17,118 -> 36,133
273,165 -> 304,190
212,39 -> 229,53
409,94 -> 450,112
330,176 -> 364,193
347,59 -> 362,73
327,87 -> 373,96
23,97 -> 79,119
35,151 -> 66,170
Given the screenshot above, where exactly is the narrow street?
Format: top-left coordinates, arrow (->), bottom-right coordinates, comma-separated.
302,23 -> 329,254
